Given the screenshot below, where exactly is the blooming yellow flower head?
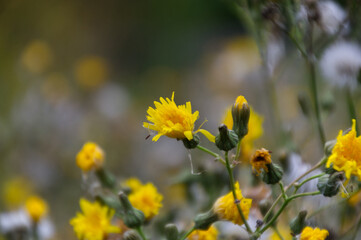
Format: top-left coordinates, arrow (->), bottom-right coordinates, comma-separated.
25,195 -> 48,222
250,148 -> 272,175
223,107 -> 263,159
70,198 -> 120,240
188,225 -> 218,240
128,183 -> 163,220
143,92 -> 215,142
326,119 -> 361,180
124,177 -> 143,192
76,142 -> 105,172
213,182 -> 252,225
300,226 -> 329,240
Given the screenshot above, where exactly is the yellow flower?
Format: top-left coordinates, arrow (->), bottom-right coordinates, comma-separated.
70,198 -> 120,240
25,195 -> 48,222
2,177 -> 33,209
213,182 -> 252,225
234,95 -> 248,110
223,106 -> 263,159
21,40 -> 53,74
270,226 -> 293,240
300,226 -> 329,240
326,119 -> 361,180
124,177 -> 143,192
128,183 -> 163,220
188,225 -> 218,240
250,148 -> 272,175
75,56 -> 108,90
76,142 -> 105,172
143,92 -> 215,142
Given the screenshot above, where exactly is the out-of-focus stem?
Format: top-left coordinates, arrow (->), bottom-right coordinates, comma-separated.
136,227 -> 148,240
179,227 -> 195,240
196,145 -> 225,165
346,88 -> 358,134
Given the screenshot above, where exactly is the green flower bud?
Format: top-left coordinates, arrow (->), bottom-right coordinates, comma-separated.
290,210 -> 307,235
215,124 -> 239,151
95,167 -> 116,189
261,163 -> 283,185
182,134 -> 200,149
324,139 -> 336,156
193,209 -> 219,230
164,224 -> 179,240
232,96 -> 250,139
317,172 -> 344,197
95,195 -> 122,213
118,192 -> 145,228
123,230 -> 141,240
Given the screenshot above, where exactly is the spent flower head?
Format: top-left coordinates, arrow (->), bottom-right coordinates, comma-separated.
70,198 -> 120,240
25,195 -> 48,223
300,226 -> 329,240
326,119 -> 361,180
76,142 -> 105,172
213,182 -> 252,226
143,92 -> 214,142
188,225 -> 218,240
128,182 -> 163,220
250,148 -> 272,175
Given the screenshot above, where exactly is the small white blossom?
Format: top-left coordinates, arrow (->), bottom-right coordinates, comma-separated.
320,41 -> 361,89
318,1 -> 348,35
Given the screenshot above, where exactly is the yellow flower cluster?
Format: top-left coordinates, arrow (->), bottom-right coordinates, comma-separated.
127,178 -> 163,220
300,226 -> 329,240
250,148 -> 272,175
76,142 -> 105,172
143,92 -> 214,142
188,225 -> 218,240
326,119 -> 361,180
213,182 -> 252,226
223,105 -> 263,160
70,198 -> 120,240
25,195 -> 48,222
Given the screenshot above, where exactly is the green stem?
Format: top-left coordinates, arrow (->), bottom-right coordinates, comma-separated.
279,182 -> 287,200
224,151 -> 253,234
235,141 -> 242,162
136,227 -> 148,240
289,191 -> 321,201
179,227 -> 195,240
260,157 -> 327,230
196,145 -> 225,165
346,88 -> 359,135
293,173 -> 325,194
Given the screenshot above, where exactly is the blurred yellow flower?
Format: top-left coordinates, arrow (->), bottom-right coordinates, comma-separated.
70,198 -> 120,240
76,142 -> 105,172
348,189 -> 361,206
25,195 -> 48,222
270,226 -> 293,240
128,182 -> 163,220
21,40 -> 53,74
75,56 -> 108,90
213,182 -> 252,226
188,225 -> 218,240
250,148 -> 272,175
223,106 -> 263,159
300,226 -> 329,240
2,177 -> 33,209
124,177 -> 143,192
143,92 -> 214,142
326,119 -> 361,180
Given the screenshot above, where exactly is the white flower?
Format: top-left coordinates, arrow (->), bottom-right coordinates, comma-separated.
318,1 -> 348,35
320,41 -> 361,89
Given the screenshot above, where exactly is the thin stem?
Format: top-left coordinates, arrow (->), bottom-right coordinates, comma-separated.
196,145 -> 225,165
260,157 -> 327,229
224,151 -> 253,234
136,227 -> 148,240
289,191 -> 321,201
235,141 -> 242,162
346,88 -> 359,134
279,182 -> 287,200
293,173 -> 325,194
179,227 -> 195,240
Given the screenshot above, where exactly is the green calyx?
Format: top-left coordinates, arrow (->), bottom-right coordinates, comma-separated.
215,124 -> 239,151
118,192 -> 145,228
193,209 -> 219,230
182,134 -> 200,149
317,172 -> 344,197
232,102 -> 250,139
261,163 -> 283,185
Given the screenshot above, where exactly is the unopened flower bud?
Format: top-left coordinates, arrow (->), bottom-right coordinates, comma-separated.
95,167 -> 116,189
215,124 -> 239,151
261,163 -> 283,185
95,195 -> 121,212
232,95 -> 250,139
290,210 -> 307,235
182,134 -> 200,149
118,192 -> 145,228
317,172 -> 344,197
123,230 -> 141,240
164,224 -> 179,240
193,209 -> 219,230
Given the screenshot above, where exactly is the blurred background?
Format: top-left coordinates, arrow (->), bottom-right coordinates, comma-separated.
0,0 -> 358,239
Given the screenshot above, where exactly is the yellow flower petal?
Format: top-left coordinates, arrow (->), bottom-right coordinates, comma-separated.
197,129 -> 216,143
